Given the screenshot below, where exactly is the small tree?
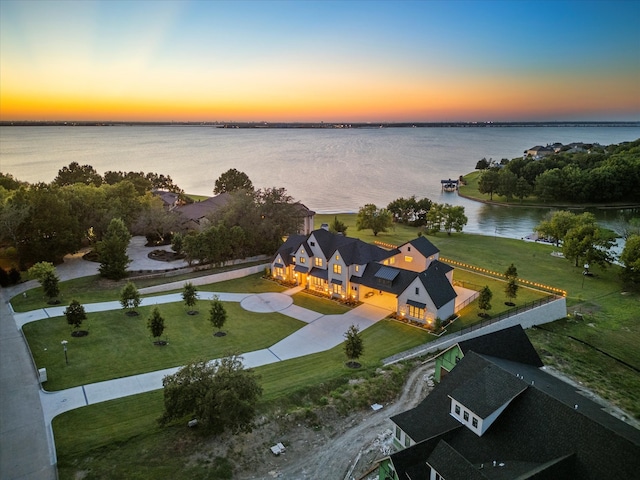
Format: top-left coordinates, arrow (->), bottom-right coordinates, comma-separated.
120,281 -> 141,315
504,263 -> 519,305
147,307 -> 166,344
478,286 -> 493,317
209,296 -> 227,336
329,216 -> 348,235
160,355 -> 262,434
356,204 -> 393,236
28,262 -> 60,304
504,279 -> 519,306
65,299 -> 87,334
344,324 -> 364,368
182,282 -> 199,315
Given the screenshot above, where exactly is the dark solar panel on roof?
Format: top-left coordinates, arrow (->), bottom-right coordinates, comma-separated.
375,266 -> 400,281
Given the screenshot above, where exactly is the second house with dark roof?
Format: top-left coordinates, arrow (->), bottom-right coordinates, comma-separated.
271,226 -> 475,325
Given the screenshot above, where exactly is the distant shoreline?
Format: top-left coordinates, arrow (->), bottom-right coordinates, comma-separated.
2,121 -> 639,129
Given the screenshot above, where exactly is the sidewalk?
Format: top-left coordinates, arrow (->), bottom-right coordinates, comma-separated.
34,290 -> 391,424
2,237 -> 392,479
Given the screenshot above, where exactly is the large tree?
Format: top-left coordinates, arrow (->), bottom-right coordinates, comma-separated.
356,204 -> 393,236
478,170 -> 500,200
97,217 -> 131,280
54,162 -> 102,187
535,210 -> 581,246
563,221 -> 615,268
442,205 -> 468,235
160,355 -> 262,434
620,234 -> 640,285
214,169 -> 254,194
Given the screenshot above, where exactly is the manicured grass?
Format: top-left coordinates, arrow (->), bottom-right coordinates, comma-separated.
25,301 -> 303,391
10,263 -> 271,313
291,290 -> 352,315
53,319 -> 431,479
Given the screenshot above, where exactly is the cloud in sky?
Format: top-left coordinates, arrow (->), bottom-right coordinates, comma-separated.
1,0 -> 639,122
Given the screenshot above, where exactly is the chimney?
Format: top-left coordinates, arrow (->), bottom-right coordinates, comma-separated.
321,223 -> 329,231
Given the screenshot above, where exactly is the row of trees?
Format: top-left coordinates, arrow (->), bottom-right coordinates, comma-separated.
0,168 -> 183,266
476,139 -> 640,203
356,199 -> 468,236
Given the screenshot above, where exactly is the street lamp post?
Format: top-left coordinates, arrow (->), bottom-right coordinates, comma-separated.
61,340 -> 68,365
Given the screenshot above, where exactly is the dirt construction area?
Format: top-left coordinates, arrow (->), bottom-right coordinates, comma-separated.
188,361 -> 436,480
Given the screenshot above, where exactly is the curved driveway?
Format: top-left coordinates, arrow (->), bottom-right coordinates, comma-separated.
1,238 -> 391,479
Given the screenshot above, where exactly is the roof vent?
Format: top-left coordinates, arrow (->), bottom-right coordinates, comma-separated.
574,404 -> 579,409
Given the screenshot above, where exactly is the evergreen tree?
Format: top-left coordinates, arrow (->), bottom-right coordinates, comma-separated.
147,307 -> 166,342
64,299 -> 87,331
478,286 -> 493,317
97,217 -> 131,280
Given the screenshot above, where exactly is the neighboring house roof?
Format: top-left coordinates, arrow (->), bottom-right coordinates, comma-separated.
388,351 -> 640,479
400,235 -> 440,258
152,190 -> 181,208
454,324 -> 543,367
176,193 -> 231,224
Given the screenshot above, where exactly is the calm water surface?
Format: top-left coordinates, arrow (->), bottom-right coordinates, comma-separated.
1,125 -> 638,240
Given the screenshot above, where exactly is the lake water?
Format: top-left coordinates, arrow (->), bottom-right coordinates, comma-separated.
1,125 -> 639,241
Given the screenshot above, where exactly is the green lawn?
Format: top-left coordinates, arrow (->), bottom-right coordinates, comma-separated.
11,264 -> 271,313
53,319 -> 431,479
291,290 -> 351,315
17,222 -> 640,478
25,301 -> 303,391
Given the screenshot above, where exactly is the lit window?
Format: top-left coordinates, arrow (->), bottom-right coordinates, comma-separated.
388,257 -> 395,265
472,417 -> 478,428
355,265 -> 359,272
332,283 -> 342,295
301,249 -> 305,254
300,257 -> 306,264
405,256 -> 413,263
333,264 -> 342,274
314,257 -> 323,267
335,254 -> 340,260
463,411 -> 469,422
408,304 -> 424,318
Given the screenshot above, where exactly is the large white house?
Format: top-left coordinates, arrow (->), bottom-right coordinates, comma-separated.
271,226 -> 459,324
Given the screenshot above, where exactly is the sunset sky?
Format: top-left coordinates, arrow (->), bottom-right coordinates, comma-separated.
1,0 -> 639,122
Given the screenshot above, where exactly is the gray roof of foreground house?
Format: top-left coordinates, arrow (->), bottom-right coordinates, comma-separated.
273,234 -> 307,266
388,352 -> 640,480
455,325 -> 544,368
311,228 -> 395,265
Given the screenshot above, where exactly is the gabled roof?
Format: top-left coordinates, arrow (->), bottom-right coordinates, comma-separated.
400,235 -> 440,258
454,325 -> 544,367
310,228 -> 395,265
449,363 -> 527,418
272,234 -> 307,266
388,351 -> 640,479
416,260 -> 457,308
